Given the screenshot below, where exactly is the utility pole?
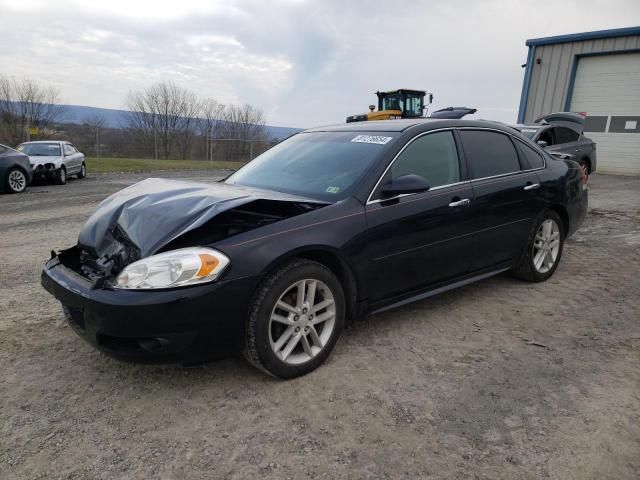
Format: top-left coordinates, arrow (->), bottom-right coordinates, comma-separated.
96,126 -> 99,161
154,128 -> 158,161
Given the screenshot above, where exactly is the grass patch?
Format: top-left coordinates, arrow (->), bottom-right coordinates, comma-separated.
85,157 -> 245,173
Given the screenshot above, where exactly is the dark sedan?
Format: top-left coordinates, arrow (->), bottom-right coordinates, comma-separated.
514,112 -> 596,177
0,144 -> 32,193
42,119 -> 588,378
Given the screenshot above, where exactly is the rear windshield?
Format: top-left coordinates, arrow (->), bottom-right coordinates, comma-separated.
226,131 -> 398,201
518,128 -> 538,139
17,142 -> 61,156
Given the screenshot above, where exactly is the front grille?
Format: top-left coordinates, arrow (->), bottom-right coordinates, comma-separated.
62,304 -> 86,332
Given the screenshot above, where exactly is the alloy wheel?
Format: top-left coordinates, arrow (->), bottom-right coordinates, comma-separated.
60,168 -> 66,182
269,279 -> 336,365
533,219 -> 561,274
8,170 -> 26,192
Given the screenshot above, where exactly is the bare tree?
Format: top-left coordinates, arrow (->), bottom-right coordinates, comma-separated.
126,81 -> 201,160
82,114 -> 107,159
219,104 -> 268,160
200,98 -> 225,161
0,75 -> 65,146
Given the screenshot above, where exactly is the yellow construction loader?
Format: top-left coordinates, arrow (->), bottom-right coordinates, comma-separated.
346,89 -> 433,123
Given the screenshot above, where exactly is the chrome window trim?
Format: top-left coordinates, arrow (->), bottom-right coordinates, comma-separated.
456,126 -> 547,174
365,126 -> 547,206
366,128 -> 459,205
367,180 -> 471,206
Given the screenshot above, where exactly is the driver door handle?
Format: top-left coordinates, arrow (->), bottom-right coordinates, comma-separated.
448,198 -> 471,207
524,183 -> 540,191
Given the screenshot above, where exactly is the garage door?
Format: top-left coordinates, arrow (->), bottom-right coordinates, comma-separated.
569,52 -> 640,176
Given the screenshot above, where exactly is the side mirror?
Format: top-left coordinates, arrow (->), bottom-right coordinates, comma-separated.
381,174 -> 430,197
368,105 -> 376,112
536,140 -> 548,148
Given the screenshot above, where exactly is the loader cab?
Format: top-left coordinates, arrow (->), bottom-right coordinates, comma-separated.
376,89 -> 429,118
346,88 -> 433,123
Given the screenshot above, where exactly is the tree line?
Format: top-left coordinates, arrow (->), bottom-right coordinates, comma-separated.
0,76 -> 273,162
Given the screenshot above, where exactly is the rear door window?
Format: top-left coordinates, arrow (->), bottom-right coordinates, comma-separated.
553,127 -> 580,144
459,130 -> 521,179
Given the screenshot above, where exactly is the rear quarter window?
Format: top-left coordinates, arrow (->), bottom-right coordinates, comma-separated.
515,141 -> 545,169
459,130 -> 521,179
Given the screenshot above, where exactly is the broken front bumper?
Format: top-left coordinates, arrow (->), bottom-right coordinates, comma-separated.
32,163 -> 59,179
41,256 -> 260,363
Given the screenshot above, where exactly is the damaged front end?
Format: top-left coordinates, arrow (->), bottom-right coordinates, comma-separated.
55,178 -> 326,288
56,226 -> 141,289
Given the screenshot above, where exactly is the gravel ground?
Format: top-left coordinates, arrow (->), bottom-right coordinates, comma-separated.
1,171 -> 639,479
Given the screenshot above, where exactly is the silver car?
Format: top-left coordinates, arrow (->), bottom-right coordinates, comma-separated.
16,140 -> 87,185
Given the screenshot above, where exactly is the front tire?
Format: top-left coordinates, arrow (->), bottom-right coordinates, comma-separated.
243,259 -> 345,379
56,166 -> 67,185
512,210 -> 564,282
77,162 -> 86,179
5,168 -> 27,193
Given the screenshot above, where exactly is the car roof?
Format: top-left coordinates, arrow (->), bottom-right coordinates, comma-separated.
304,118 -> 520,133
514,124 -> 542,129
19,140 -> 65,144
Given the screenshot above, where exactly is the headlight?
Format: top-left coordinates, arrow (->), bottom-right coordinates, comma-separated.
114,247 -> 230,290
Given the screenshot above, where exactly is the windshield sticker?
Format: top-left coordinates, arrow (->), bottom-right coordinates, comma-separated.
351,135 -> 393,145
326,186 -> 341,194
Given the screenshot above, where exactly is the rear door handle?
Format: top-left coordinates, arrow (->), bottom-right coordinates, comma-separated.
524,183 -> 540,191
448,198 -> 471,207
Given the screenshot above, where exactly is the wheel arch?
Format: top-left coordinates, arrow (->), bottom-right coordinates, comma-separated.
262,246 -> 359,323
579,156 -> 591,174
548,204 -> 570,237
9,163 -> 29,177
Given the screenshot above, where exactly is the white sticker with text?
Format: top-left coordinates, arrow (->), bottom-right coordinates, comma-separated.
351,135 -> 393,145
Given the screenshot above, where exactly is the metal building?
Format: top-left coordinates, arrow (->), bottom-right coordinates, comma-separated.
518,26 -> 640,176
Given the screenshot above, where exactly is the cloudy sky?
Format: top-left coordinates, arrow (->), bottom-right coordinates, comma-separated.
1,0 -> 639,127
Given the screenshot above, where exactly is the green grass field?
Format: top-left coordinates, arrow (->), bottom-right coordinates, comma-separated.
85,157 -> 245,173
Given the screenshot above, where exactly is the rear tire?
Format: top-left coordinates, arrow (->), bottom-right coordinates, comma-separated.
243,259 -> 345,379
5,168 -> 27,193
56,166 -> 67,185
512,210 -> 564,282
579,159 -> 590,178
77,162 -> 86,179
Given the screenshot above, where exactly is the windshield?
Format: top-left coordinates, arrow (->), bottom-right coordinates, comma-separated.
17,142 -> 61,156
225,131 -> 397,201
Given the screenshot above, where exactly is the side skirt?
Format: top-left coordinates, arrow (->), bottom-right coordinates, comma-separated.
368,266 -> 511,316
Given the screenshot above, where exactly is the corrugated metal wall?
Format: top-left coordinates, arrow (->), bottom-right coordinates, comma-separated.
523,35 -> 640,122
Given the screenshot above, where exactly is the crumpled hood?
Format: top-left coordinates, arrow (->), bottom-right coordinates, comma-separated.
29,156 -> 63,167
78,177 -> 317,259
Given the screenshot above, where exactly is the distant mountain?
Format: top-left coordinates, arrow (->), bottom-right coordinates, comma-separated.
57,104 -> 301,141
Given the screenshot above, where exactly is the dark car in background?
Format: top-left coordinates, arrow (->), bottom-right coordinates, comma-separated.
42,119 -> 588,378
0,144 -> 32,193
514,112 -> 596,177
